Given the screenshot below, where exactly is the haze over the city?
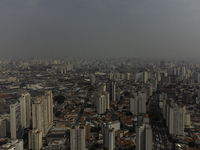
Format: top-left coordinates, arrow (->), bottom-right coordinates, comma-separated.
1,0 -> 200,59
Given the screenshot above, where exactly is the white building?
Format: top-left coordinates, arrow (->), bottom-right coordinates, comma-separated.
184,113 -> 191,126
70,125 -> 86,150
167,103 -> 184,136
143,71 -> 148,83
130,97 -> 146,115
90,74 -> 95,85
110,82 -> 116,101
19,92 -> 31,129
32,97 -> 48,137
45,90 -> 54,126
97,95 -> 106,114
103,125 -> 115,150
32,90 -> 53,137
136,124 -> 152,150
95,91 -> 110,114
10,102 -> 21,139
126,72 -> 130,80
101,84 -> 106,92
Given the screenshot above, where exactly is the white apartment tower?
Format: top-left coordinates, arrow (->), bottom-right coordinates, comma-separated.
101,84 -> 106,92
70,125 -> 86,150
45,90 -> 53,126
143,71 -> 148,83
90,74 -> 95,85
95,91 -> 110,114
167,103 -> 184,136
110,82 -> 116,101
28,129 -> 42,150
136,124 -> 152,150
10,102 -> 21,139
32,96 -> 48,137
32,90 -> 53,137
19,92 -> 31,129
97,95 -> 106,114
103,125 -> 115,150
130,97 -> 146,115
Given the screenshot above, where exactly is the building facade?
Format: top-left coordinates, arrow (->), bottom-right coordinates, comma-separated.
28,129 -> 42,150
10,102 -> 21,139
70,125 -> 86,150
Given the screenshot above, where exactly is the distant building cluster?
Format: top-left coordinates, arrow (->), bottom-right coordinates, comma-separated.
0,58 -> 200,149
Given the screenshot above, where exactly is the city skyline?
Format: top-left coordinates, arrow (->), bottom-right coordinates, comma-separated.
1,0 -> 200,59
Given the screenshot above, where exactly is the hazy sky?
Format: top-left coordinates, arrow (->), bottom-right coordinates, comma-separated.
1,0 -> 200,59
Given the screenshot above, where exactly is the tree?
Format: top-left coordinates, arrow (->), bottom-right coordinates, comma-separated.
89,144 -> 97,150
55,111 -> 62,117
53,95 -> 65,104
149,107 -> 160,122
126,111 -> 132,116
65,129 -> 70,138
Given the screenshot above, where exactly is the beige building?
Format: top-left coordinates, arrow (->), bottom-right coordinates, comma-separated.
32,96 -> 48,137
45,90 -> 53,126
0,118 -> 7,138
70,125 -> 86,150
29,129 -> 42,150
19,92 -> 31,129
32,90 -> 53,137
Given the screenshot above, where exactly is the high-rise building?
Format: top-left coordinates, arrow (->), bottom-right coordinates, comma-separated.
70,124 -> 86,150
28,129 -> 42,150
10,102 -> 21,139
103,92 -> 110,110
45,90 -> 53,126
160,61 -> 166,68
32,99 -> 42,134
0,118 -> 7,138
136,123 -> 152,150
86,123 -> 91,141
130,97 -> 146,115
148,85 -> 153,97
103,125 -> 115,150
32,97 -> 48,137
143,72 -> 148,83
198,74 -> 200,84
0,114 -> 10,138
96,95 -> 106,114
126,72 -> 130,81
19,92 -> 31,129
167,102 -> 184,136
110,82 -> 116,101
101,84 -> 106,92
32,91 -> 53,137
0,113 -> 10,138
95,91 -> 110,114
116,72 -> 121,79
116,88 -> 121,101
109,73 -> 114,80
156,71 -> 161,82
181,67 -> 186,77
130,97 -> 138,115
90,74 -> 95,85
198,89 -> 200,103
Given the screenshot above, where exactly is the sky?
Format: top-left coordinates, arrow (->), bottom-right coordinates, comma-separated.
0,0 -> 200,59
